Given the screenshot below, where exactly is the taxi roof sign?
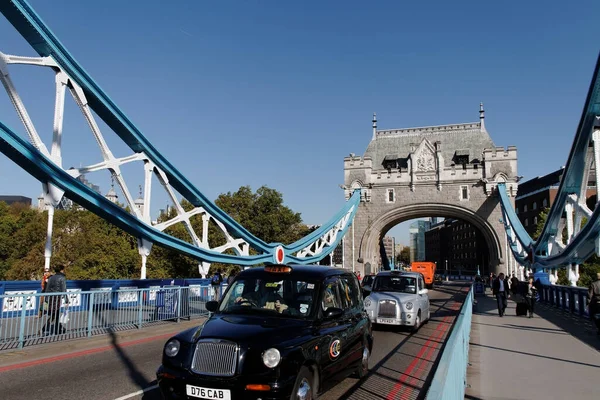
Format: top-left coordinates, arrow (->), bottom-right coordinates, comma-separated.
265,265 -> 292,273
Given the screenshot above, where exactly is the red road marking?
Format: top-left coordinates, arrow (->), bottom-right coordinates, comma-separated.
0,331 -> 176,373
386,298 -> 463,400
395,302 -> 461,399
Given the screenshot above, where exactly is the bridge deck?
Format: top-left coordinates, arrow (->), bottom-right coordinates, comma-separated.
0,283 -> 468,400
465,290 -> 600,400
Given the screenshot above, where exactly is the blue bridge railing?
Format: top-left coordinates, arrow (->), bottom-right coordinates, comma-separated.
538,284 -> 590,317
0,284 -> 227,350
426,285 -> 474,400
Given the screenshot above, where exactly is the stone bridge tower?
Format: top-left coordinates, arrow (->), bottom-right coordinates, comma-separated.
342,105 -> 518,277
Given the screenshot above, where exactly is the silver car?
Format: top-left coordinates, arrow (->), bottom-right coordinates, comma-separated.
363,271 -> 431,330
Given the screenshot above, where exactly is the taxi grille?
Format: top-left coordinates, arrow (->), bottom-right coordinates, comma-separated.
378,300 -> 397,318
191,340 -> 238,376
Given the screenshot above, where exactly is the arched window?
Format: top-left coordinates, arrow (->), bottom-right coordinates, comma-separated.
533,202 -> 537,210
534,216 -> 538,225
542,198 -> 548,208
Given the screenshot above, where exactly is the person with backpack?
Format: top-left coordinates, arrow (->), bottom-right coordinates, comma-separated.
210,270 -> 223,301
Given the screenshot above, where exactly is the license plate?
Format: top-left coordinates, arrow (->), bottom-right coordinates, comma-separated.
186,385 -> 231,400
377,318 -> 397,324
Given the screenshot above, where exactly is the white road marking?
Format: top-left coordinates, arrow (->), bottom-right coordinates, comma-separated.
113,384 -> 159,400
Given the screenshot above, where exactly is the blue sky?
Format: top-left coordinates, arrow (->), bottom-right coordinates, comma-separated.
0,0 -> 598,247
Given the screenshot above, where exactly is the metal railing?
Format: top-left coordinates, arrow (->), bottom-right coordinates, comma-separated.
0,285 -> 225,350
538,284 -> 590,317
426,285 -> 474,400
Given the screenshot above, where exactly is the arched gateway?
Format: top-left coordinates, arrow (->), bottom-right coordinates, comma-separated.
342,105 -> 518,277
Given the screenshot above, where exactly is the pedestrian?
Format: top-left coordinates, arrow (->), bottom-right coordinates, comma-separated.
210,269 -> 223,301
43,264 -> 69,335
525,276 -> 538,318
492,272 -> 509,317
587,272 -> 600,336
227,268 -> 238,286
38,270 -> 52,318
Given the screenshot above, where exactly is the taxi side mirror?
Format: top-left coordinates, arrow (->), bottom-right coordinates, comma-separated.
206,301 -> 219,312
419,289 -> 429,295
323,307 -> 343,319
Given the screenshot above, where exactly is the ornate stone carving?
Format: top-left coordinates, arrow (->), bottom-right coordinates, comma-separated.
416,153 -> 435,171
413,139 -> 437,173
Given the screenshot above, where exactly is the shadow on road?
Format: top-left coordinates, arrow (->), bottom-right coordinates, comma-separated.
98,312 -> 158,399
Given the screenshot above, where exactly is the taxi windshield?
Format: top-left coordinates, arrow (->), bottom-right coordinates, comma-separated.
218,277 -> 318,318
372,275 -> 417,294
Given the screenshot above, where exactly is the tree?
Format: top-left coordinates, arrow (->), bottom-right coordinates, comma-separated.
397,246 -> 411,266
0,185 -> 312,280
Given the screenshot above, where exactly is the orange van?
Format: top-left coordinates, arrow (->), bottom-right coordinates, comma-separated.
411,262 -> 436,288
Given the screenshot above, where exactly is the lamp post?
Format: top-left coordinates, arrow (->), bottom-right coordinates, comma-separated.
445,259 -> 448,281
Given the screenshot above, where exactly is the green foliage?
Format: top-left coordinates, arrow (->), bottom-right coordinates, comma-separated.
0,185 -> 311,281
396,246 -> 411,265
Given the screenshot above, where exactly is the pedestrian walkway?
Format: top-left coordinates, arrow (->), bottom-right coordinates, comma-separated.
0,317 -> 204,371
465,290 -> 600,400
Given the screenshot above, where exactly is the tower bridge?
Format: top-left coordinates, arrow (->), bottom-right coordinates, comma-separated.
0,1 -> 598,399
343,106 -> 519,277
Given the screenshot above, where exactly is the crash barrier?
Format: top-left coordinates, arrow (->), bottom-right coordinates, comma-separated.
538,284 -> 590,318
425,285 -> 473,400
0,284 -> 227,350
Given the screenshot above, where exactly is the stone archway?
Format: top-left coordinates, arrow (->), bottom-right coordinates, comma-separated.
342,107 -> 519,277
358,204 -> 501,275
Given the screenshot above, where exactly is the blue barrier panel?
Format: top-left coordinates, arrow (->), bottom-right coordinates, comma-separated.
0,287 -> 210,350
426,286 -> 473,400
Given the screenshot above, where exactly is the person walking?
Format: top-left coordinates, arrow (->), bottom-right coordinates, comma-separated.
38,270 -> 52,318
492,272 -> 509,317
43,264 -> 69,335
588,272 -> 600,335
210,269 -> 223,301
525,276 -> 538,318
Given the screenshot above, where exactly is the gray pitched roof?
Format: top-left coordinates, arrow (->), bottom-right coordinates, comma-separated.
364,122 -> 495,168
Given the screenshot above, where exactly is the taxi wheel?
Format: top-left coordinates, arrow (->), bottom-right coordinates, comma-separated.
412,311 -> 421,332
355,342 -> 370,379
291,366 -> 315,400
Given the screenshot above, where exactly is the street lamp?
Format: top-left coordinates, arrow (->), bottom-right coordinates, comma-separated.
445,259 -> 448,281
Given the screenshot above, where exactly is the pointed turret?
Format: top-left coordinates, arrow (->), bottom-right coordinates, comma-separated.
479,102 -> 486,132
372,112 -> 377,140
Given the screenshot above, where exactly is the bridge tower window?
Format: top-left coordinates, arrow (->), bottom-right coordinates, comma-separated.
460,185 -> 469,200
386,188 -> 395,203
533,202 -> 537,210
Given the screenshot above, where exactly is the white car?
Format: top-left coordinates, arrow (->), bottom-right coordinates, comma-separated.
363,271 -> 431,330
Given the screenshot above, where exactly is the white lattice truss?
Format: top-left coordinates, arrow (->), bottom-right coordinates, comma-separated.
296,205 -> 355,257
0,50 -> 249,277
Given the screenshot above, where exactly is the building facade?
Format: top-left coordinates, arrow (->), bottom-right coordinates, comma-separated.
425,218 -> 489,275
409,220 -> 431,263
342,105 -> 519,276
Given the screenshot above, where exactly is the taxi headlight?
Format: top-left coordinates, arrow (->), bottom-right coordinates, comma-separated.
164,339 -> 180,357
405,302 -> 414,311
364,297 -> 372,308
262,348 -> 281,368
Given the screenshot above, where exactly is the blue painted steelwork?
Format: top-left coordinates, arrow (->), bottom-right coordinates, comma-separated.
426,285 -> 473,400
538,284 -> 589,317
497,52 -> 600,268
0,0 -> 360,266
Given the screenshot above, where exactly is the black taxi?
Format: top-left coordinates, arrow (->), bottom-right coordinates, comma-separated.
157,265 -> 373,399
